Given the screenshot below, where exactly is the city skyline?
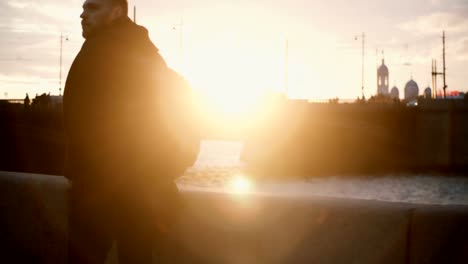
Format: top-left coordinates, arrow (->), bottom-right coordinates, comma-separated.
1,0 -> 467,110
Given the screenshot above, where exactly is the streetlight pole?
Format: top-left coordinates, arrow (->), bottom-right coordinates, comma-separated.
361,33 -> 365,99
179,17 -> 184,68
442,31 -> 447,99
431,31 -> 448,99
285,39 -> 289,96
59,33 -> 68,96
355,32 -> 365,99
172,17 -> 184,69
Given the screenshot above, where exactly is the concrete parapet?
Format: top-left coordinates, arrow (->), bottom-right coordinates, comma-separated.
408,205 -> 468,264
0,171 -> 467,264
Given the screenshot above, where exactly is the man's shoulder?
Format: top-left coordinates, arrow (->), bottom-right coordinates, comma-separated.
79,23 -> 167,72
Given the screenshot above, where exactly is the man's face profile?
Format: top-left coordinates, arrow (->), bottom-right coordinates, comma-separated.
80,0 -> 123,39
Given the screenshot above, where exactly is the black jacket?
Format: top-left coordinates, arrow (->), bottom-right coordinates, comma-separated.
63,17 -> 197,190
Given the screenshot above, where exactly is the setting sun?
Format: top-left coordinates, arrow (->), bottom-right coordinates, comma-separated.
202,90 -> 261,115
179,34 -> 282,115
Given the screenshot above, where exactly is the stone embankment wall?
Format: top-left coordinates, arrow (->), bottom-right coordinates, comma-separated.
243,100 -> 468,177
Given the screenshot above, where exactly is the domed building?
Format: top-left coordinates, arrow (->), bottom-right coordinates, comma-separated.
424,87 -> 432,99
377,59 -> 389,95
390,86 -> 399,99
404,78 -> 419,102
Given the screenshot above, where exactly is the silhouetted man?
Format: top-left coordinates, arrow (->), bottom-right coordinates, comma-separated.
63,0 -> 198,263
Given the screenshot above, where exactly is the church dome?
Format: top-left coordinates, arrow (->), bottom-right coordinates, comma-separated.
424,87 -> 432,98
378,59 -> 388,74
390,86 -> 399,99
404,79 -> 419,101
377,59 -> 389,95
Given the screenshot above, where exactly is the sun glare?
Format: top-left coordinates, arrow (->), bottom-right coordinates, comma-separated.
229,175 -> 253,194
178,31 -> 284,115
208,91 -> 260,115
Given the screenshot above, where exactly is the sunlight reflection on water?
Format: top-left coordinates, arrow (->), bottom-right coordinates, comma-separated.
176,140 -> 468,205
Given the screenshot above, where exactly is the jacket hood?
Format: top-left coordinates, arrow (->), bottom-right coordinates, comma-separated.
90,16 -> 159,55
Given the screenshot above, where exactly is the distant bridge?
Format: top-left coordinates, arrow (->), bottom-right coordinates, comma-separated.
0,99 -> 23,104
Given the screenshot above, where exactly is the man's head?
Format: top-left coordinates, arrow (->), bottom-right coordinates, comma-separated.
80,0 -> 128,39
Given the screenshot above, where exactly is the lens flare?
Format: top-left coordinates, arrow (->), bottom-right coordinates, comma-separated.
229,175 -> 253,194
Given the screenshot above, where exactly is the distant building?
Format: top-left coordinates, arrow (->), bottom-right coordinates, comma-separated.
404,79 -> 419,102
49,95 -> 63,108
424,87 -> 432,99
31,93 -> 62,109
390,86 -> 399,99
377,59 -> 389,95
24,94 -> 30,107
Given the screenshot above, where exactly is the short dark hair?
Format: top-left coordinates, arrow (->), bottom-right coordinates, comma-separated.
111,0 -> 128,15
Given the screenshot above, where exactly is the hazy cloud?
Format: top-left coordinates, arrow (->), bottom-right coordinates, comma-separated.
399,12 -> 468,35
398,8 -> 468,62
430,0 -> 468,11
0,1 -> 82,85
455,37 -> 468,61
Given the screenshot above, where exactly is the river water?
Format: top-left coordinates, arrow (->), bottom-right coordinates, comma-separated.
177,140 -> 468,205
